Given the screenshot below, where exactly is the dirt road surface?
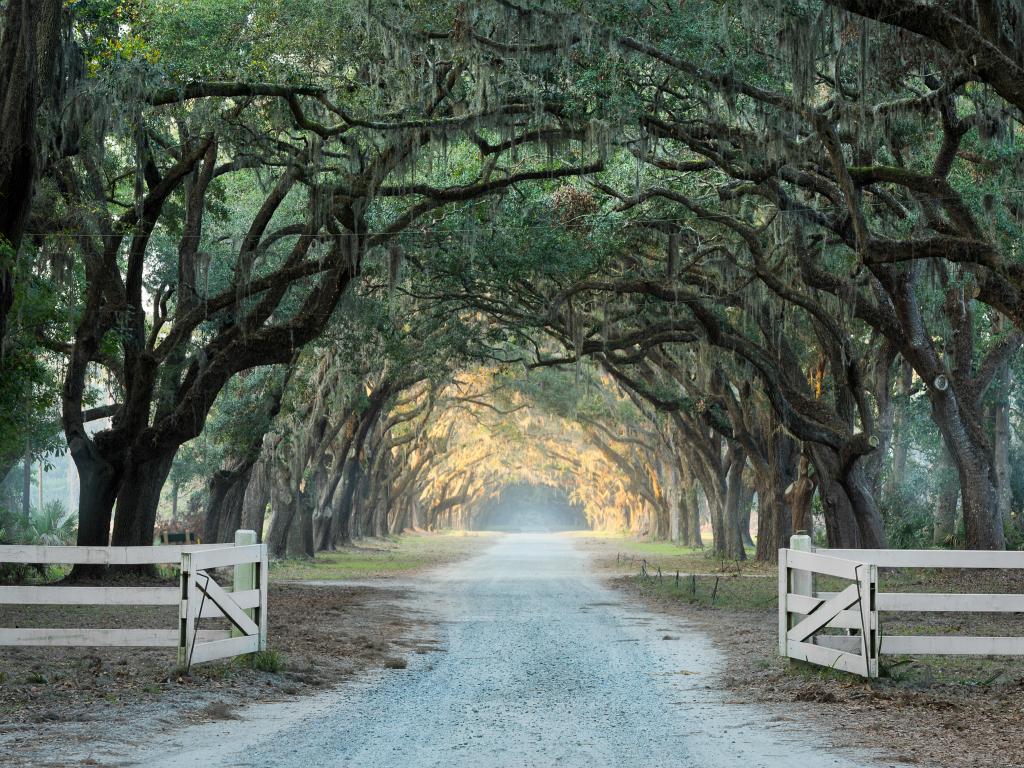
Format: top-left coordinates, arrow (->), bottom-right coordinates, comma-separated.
82,535 -> 900,767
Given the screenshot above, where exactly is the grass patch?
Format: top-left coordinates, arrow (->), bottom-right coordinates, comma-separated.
246,649 -> 285,673
628,571 -> 778,611
576,532 -> 775,577
270,531 -> 494,582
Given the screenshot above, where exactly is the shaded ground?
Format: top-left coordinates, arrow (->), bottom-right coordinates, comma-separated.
0,532 -> 486,767
582,535 -> 1024,768
80,534 -> 890,768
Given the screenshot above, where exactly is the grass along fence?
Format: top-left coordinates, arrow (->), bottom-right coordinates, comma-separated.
780,536 -> 1024,679
0,529 -> 267,669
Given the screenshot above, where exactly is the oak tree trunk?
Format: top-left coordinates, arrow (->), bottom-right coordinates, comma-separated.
110,449 -> 176,547
933,444 -> 959,546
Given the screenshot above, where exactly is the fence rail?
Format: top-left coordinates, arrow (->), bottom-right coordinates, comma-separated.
0,530 -> 267,667
779,538 -> 1024,677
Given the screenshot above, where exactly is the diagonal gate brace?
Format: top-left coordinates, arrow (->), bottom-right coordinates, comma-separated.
196,573 -> 260,637
787,583 -> 860,642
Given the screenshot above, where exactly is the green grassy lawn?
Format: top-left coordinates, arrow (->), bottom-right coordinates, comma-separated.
270,531 -> 497,582
627,569 -> 779,611
571,531 -> 775,576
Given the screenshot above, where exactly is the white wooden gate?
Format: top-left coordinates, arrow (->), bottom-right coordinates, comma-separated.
780,542 -> 1024,677
779,548 -> 878,677
0,531 -> 268,668
179,542 -> 268,667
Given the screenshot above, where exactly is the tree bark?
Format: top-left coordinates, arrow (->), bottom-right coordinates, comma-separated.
285,488 -> 314,559
331,381 -> 394,545
264,460 -> 295,559
66,452 -> 119,579
885,360 -> 913,502
0,0 -> 40,346
930,387 -> 1004,550
110,448 -> 177,546
240,448 -> 273,541
786,454 -> 815,537
694,486 -> 709,547
934,443 -> 959,545
993,360 -> 1012,526
720,445 -> 747,560
204,457 -> 257,544
739,482 -> 754,548
807,445 -> 885,548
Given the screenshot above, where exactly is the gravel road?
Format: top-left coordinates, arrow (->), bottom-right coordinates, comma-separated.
121,534 -> 893,768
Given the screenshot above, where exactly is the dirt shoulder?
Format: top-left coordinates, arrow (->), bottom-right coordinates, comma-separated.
0,532 -> 493,767
579,535 -> 1024,768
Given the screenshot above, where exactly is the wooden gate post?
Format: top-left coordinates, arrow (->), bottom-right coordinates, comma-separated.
790,534 -> 814,599
780,534 -> 814,659
778,548 -> 788,656
178,552 -> 195,667
232,530 -> 257,640
859,561 -> 879,678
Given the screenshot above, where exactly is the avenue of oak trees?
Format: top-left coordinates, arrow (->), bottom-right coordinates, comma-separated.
2,0 -> 1024,566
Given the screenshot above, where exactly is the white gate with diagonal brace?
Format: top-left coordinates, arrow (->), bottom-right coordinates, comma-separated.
0,529 -> 268,668
779,548 -> 878,677
780,541 -> 1024,678
179,540 -> 268,667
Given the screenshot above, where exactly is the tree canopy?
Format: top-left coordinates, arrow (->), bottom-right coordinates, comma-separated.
2,0 -> 1024,561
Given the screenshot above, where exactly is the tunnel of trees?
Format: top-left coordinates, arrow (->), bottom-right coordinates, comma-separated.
2,0 -> 1024,568
472,484 -> 586,532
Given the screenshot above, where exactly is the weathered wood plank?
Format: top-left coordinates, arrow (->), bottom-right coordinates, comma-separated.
787,584 -> 861,641
882,635 -> 1024,655
0,585 -> 179,605
180,555 -> 196,666
258,546 -> 269,651
787,638 -> 868,676
858,562 -> 878,677
189,544 -> 264,571
820,549 -> 1024,569
819,634 -> 1024,656
787,594 -> 877,630
0,543 -> 231,565
189,634 -> 259,665
196,576 -> 259,636
176,588 -> 260,619
778,549 -> 788,656
877,592 -> 1024,612
785,549 -> 861,580
0,628 -> 229,647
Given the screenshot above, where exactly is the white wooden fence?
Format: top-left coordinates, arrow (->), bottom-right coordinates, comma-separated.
779,539 -> 1024,678
0,530 -> 268,668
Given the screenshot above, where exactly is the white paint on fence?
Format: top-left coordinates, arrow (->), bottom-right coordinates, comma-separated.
779,538 -> 1024,678
0,532 -> 268,667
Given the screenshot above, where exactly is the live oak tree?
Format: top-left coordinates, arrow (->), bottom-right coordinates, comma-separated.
37,1 -> 603,553
7,0 -> 1024,558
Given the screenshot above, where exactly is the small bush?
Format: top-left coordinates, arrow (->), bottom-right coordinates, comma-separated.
879,490 -> 934,549
0,501 -> 77,583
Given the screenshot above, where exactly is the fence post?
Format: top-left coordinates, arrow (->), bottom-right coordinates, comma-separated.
178,552 -> 195,668
233,530 -> 257,640
790,533 -> 813,599
258,540 -> 269,651
859,562 -> 879,678
780,534 -> 813,659
778,548 -> 788,656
